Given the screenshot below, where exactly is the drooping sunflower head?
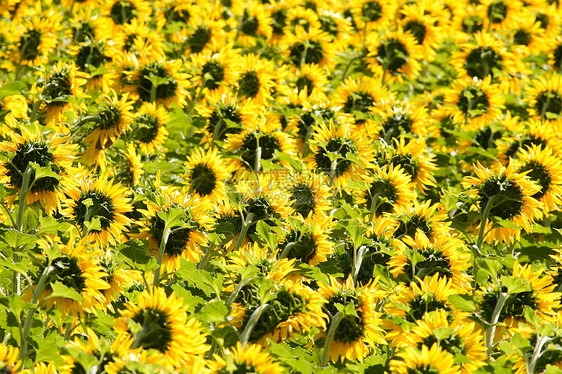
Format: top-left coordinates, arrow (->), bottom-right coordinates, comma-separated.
8,12 -> 60,67
389,344 -> 461,374
308,120 -> 374,188
129,102 -> 169,154
283,29 -> 336,69
374,101 -> 428,142
39,61 -> 88,125
82,93 -> 135,164
482,0 -> 522,30
398,3 -> 443,60
236,2 -> 273,46
111,143 -> 144,187
525,73 -> 562,123
351,0 -> 393,31
70,39 -> 117,93
365,27 -> 422,83
0,126 -> 77,214
515,144 -> 562,214
184,147 -> 231,202
191,43 -> 241,93
136,189 -> 213,273
357,164 -> 415,218
225,117 -> 295,180
235,54 -> 276,104
35,235 -> 110,318
114,287 -> 208,370
277,218 -> 333,266
103,0 -> 152,29
387,200 -> 451,243
318,276 -> 387,363
124,59 -> 188,107
444,76 -> 504,127
207,342 -> 284,374
333,75 -> 390,116
462,160 -> 543,244
282,171 -> 331,220
62,174 -> 133,247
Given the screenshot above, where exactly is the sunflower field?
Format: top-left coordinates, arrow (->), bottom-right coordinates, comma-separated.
4,0 -> 562,373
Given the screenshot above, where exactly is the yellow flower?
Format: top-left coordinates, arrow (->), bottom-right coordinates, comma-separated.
208,343 -> 284,374
0,126 -> 78,215
114,288 -> 208,370
462,160 -> 543,244
102,0 -> 152,30
129,102 -> 170,154
525,73 -> 562,123
184,147 -> 231,203
0,344 -> 21,373
62,174 -> 133,248
389,344 -> 461,374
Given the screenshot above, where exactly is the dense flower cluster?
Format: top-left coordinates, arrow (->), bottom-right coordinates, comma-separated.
2,0 -> 562,373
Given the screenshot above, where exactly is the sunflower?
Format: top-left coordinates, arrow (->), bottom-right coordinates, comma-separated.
355,164 -> 415,218
525,73 -> 562,123
462,160 -> 543,244
102,0 -> 152,30
387,200 -> 451,243
379,137 -> 436,193
239,279 -> 327,344
111,143 -> 144,187
236,2 -> 273,46
114,288 -> 208,370
444,76 -> 504,127
67,6 -> 107,45
509,12 -> 547,58
277,218 -> 333,266
98,254 -> 141,309
124,59 -> 189,107
478,261 -> 561,334
62,174 -> 132,247
332,75 -> 391,117
0,94 -> 28,136
34,235 -> 110,318
0,344 -> 21,373
197,90 -> 258,143
515,144 -> 562,215
351,0 -> 393,31
82,93 -> 134,164
389,344 -> 461,374
308,120 -> 374,188
528,2 -> 560,42
384,274 -> 461,346
405,310 -> 486,373
337,218 -> 398,285
318,276 -> 387,363
288,63 -> 329,96
207,342 -> 284,374
388,231 -> 472,291
115,18 -> 165,59
284,6 -> 322,36
183,19 -> 228,55
184,147 -> 231,202
282,29 -> 336,69
317,9 -> 353,50
69,39 -> 117,93
483,0 -> 523,30
234,54 -> 277,105
451,4 -> 487,35
547,36 -> 562,72
129,102 -> 169,154
225,116 -> 295,180
450,32 -> 518,84
281,170 -> 332,220
39,61 -> 88,127
31,362 -> 57,374
496,119 -> 561,162
365,27 -> 422,83
191,43 -> 241,94
157,0 -> 201,28
398,3 -> 443,60
0,126 -> 77,214
7,11 -> 60,68
370,101 -> 428,142
138,192 -> 211,271
425,106 -> 464,152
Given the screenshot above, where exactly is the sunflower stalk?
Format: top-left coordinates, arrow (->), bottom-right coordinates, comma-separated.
29,99 -> 42,123
233,212 -> 256,253
352,245 -> 367,283
279,242 -> 296,259
197,243 -> 217,270
527,334 -> 551,374
369,192 -> 382,221
240,303 -> 273,349
473,195 -> 500,286
485,290 -> 509,358
153,226 -> 172,289
19,262 -> 53,365
320,311 -> 343,367
13,164 -> 34,297
226,276 -> 258,307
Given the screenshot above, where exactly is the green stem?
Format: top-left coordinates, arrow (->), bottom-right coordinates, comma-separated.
19,263 -> 52,365
63,320 -> 73,341
233,212 -> 256,252
226,276 -> 258,307
320,311 -> 343,367
352,246 -> 367,283
197,243 -> 217,270
153,227 -> 171,288
485,291 -> 509,358
527,335 -> 550,374
29,99 -> 42,123
473,195 -> 499,288
240,303 -> 272,348
279,242 -> 296,259
13,164 -> 33,297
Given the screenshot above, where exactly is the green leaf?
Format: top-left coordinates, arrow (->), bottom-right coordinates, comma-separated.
196,301 -> 229,323
0,81 -> 26,99
46,281 -> 84,302
501,276 -> 532,294
83,216 -> 101,233
37,216 -> 71,235
157,208 -> 186,229
448,294 -> 477,312
268,342 -> 313,374
2,230 -> 36,250
175,260 -> 222,297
